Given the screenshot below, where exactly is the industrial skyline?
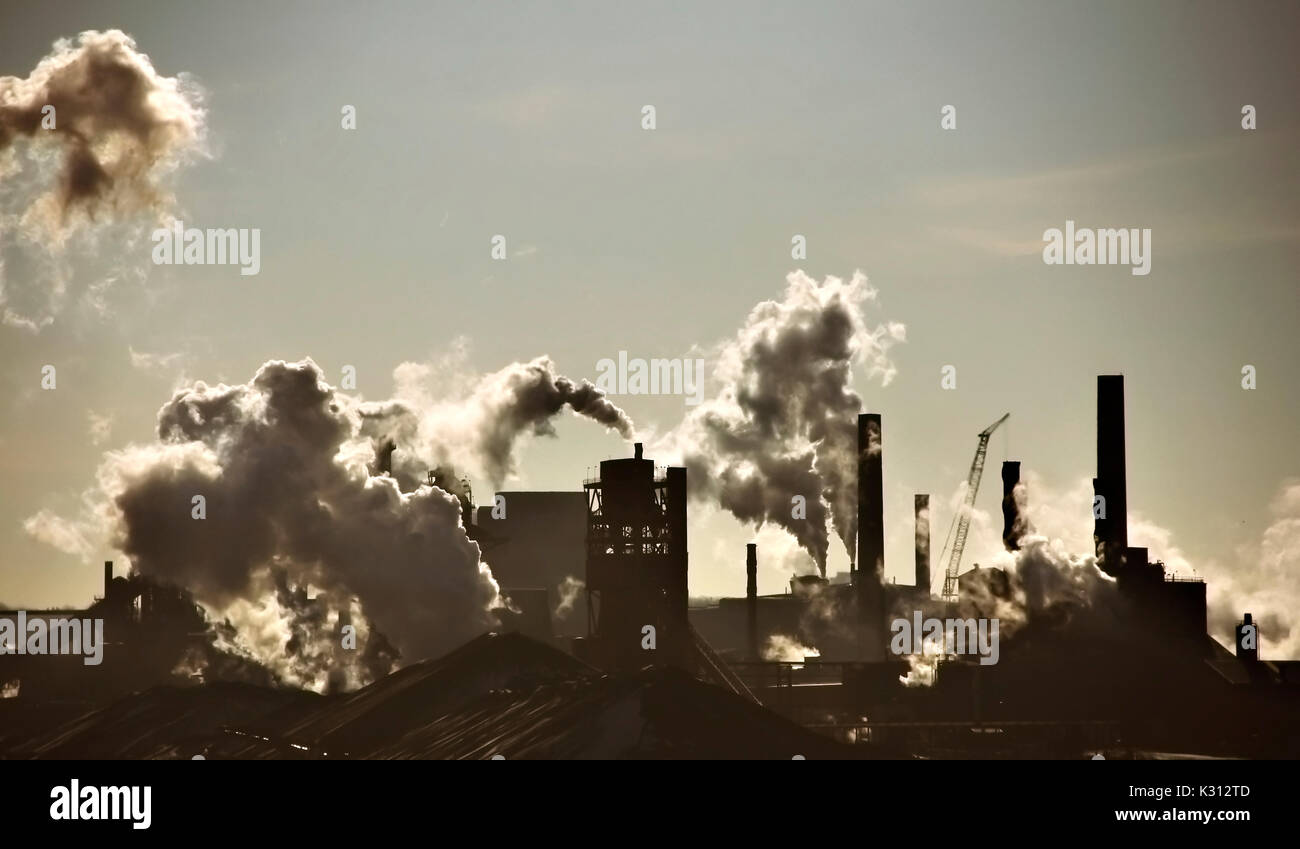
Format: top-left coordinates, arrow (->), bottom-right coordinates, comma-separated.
0,1 -> 1297,771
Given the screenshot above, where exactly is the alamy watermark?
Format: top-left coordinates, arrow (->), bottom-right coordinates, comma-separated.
151,220 -> 261,276
1042,220 -> 1151,276
50,780 -> 151,830
0,612 -> 104,666
595,352 -> 705,406
889,611 -> 999,666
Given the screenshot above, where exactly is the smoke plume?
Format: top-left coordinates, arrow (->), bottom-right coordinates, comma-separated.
29,355 -> 633,688
1204,480 -> 1300,657
67,360 -> 500,687
0,30 -> 205,329
361,353 -> 635,489
667,270 -> 904,575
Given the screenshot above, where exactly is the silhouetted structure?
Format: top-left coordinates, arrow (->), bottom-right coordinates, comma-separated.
1094,375 -> 1128,574
856,413 -> 886,661
746,543 -> 758,661
474,491 -> 587,636
584,443 -> 690,672
915,494 -> 930,592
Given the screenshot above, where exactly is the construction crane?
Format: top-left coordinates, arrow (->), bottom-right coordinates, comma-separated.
938,413 -> 1010,602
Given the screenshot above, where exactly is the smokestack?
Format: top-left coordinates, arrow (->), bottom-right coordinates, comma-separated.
857,414 -> 884,583
1001,461 -> 1022,551
103,560 -> 113,597
1094,376 -> 1128,575
856,413 -> 885,660
634,442 -> 643,460
746,544 -> 758,661
914,494 -> 930,593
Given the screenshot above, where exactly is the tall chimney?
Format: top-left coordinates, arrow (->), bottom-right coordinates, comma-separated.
914,494 -> 930,593
103,560 -> 113,597
634,442 -> 643,460
746,544 -> 758,661
1001,461 -> 1022,551
857,414 -> 884,583
1094,376 -> 1128,575
856,413 -> 885,660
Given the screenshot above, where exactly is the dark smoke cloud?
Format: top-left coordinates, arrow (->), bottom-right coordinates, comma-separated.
0,29 -> 205,329
667,271 -> 904,574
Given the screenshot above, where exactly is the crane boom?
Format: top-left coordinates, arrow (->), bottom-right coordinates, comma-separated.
939,413 -> 1009,602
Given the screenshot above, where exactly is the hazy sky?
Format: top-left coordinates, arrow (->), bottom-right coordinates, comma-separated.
1,1 -> 1297,636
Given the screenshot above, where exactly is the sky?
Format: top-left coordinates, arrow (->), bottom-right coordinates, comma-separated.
0,1 -> 1297,653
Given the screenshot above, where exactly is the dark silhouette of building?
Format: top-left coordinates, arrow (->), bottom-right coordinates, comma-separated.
474,491 -> 587,636
583,443 -> 690,672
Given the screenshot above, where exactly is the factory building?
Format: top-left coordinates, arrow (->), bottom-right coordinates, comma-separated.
582,443 -> 692,673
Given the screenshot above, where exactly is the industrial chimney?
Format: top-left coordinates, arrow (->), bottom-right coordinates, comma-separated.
1094,376 -> 1129,575
1001,461 -> 1023,551
914,494 -> 930,593
856,413 -> 886,660
746,544 -> 758,661
103,560 -> 113,598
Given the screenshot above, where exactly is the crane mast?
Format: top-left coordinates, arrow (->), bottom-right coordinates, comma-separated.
939,413 -> 1010,602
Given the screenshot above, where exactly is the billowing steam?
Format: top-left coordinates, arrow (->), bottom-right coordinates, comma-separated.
667,271 -> 904,575
28,355 -> 632,689
0,30 -> 206,329
1203,479 -> 1300,657
956,534 -> 1115,639
102,359 -> 499,687
361,353 -> 634,490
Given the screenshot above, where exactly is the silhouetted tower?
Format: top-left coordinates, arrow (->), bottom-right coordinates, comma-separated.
1094,375 -> 1129,575
584,443 -> 690,672
914,494 -> 930,592
856,414 -> 886,660
746,544 -> 759,661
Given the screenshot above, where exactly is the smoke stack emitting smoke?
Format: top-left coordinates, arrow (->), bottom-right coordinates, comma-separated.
666,270 -> 905,575
30,356 -> 632,690
0,30 -> 206,330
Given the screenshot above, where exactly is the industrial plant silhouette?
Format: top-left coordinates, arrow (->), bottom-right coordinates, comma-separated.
3,375 -> 1297,760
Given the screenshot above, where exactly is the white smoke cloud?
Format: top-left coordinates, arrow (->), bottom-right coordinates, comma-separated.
0,30 -> 207,329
